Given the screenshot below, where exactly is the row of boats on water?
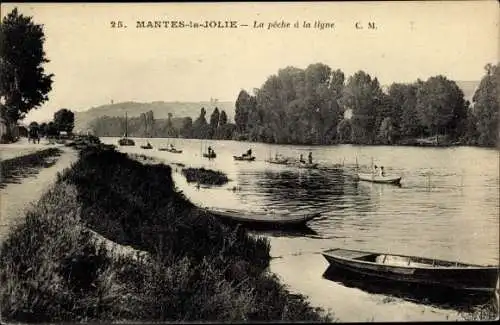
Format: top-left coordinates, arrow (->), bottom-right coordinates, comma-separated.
117,136 -> 498,294
120,136 -> 404,184
202,205 -> 499,293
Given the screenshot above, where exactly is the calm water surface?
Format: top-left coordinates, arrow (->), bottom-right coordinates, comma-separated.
102,137 -> 499,321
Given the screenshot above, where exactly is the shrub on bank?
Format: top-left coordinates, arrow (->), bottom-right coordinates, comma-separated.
181,167 -> 230,186
0,146 -> 333,322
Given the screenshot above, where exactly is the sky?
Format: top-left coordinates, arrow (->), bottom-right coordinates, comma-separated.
1,1 -> 499,123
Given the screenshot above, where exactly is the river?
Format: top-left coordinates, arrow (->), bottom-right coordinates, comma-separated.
101,136 -> 499,322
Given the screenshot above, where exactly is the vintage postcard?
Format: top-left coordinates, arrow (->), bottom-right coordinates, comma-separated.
0,1 -> 499,323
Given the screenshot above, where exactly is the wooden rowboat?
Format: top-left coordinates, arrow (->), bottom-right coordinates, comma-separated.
205,207 -> 320,227
140,144 -> 153,150
159,147 -> 183,153
322,248 -> 499,292
357,173 -> 402,185
233,155 -> 256,161
266,158 -> 290,165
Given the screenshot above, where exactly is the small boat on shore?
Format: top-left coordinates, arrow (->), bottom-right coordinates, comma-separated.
233,155 -> 256,161
140,143 -> 153,150
357,173 -> 402,185
205,207 -> 320,228
322,248 -> 499,292
159,146 -> 183,153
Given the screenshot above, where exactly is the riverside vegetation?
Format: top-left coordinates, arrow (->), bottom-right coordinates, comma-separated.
0,145 -> 334,322
182,167 -> 230,186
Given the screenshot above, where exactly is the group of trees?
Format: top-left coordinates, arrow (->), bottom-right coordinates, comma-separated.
29,108 -> 75,138
233,63 -> 499,147
90,108 -> 237,140
187,107 -> 235,140
1,8 -> 54,143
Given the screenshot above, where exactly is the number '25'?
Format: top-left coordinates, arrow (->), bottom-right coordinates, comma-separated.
110,21 -> 125,28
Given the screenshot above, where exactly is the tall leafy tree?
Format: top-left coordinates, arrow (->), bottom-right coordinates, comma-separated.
208,107 -> 220,138
234,90 -> 254,133
472,63 -> 499,147
192,107 -> 209,138
219,110 -> 228,126
416,76 -> 467,140
0,8 -> 53,142
39,121 -> 47,137
53,108 -> 75,133
341,71 -> 384,144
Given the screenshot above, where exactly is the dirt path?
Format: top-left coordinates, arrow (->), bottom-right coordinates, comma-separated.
0,137 -> 63,161
0,147 -> 78,244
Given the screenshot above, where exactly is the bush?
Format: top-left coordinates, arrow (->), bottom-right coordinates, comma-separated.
181,167 -> 229,185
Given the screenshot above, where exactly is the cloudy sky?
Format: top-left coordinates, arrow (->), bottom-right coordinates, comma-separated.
1,1 -> 498,123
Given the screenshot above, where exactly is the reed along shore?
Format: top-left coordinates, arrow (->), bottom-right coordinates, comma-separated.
0,145 -> 334,323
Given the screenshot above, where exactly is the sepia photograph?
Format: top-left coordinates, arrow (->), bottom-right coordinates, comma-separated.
0,1 -> 499,323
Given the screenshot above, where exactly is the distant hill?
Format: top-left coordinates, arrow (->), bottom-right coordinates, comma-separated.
74,101 -> 235,132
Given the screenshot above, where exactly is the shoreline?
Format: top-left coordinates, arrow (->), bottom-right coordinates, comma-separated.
0,144 -> 334,322
97,135 -> 499,150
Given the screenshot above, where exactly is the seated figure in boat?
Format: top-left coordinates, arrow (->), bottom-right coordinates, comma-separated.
308,152 -> 313,164
170,143 -> 175,149
373,165 -> 378,175
299,154 -> 305,163
243,148 -> 252,157
380,166 -> 385,177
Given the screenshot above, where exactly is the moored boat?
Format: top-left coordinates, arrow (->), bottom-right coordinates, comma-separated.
322,248 -> 499,292
118,112 -> 135,146
204,207 -> 320,228
265,155 -> 290,165
159,147 -> 183,153
357,173 -> 402,185
140,143 -> 153,150
233,155 -> 256,161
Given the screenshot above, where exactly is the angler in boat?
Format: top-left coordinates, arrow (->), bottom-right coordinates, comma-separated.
308,152 -> 313,164
204,146 -> 216,159
358,164 -> 401,185
234,148 -> 256,161
141,141 -> 153,149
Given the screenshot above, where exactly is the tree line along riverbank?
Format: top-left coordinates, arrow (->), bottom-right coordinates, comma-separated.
0,144 -> 334,322
88,63 -> 499,149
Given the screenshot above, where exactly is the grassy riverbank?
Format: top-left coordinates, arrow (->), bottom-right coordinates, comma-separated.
0,146 -> 333,322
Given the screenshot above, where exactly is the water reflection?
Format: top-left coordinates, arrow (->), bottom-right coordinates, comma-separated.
322,265 -> 494,311
249,225 -> 320,238
103,137 -> 499,265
